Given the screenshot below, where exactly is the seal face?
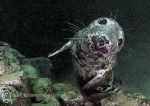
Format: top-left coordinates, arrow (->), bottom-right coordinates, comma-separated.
48,17 -> 124,94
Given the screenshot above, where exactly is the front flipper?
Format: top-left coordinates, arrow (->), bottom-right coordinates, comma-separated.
82,70 -> 106,90
82,63 -> 113,90
48,41 -> 71,57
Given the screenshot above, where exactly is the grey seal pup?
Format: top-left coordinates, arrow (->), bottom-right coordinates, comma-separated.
48,17 -> 124,94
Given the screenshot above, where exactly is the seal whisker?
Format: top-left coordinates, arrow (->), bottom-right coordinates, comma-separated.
61,28 -> 77,33
68,25 -> 80,31
65,21 -> 81,30
75,19 -> 86,28
114,8 -> 119,20
110,11 -> 113,18
65,37 -> 86,40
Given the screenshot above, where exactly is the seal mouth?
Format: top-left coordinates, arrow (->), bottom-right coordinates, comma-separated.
90,43 -> 111,57
88,36 -> 111,57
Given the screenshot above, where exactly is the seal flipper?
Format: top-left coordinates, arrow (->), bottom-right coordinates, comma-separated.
48,41 -> 71,57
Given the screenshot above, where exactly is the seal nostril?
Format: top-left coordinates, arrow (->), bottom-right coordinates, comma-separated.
99,39 -> 104,46
98,18 -> 107,25
92,36 -> 98,42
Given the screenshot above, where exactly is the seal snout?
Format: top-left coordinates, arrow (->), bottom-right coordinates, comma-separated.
88,35 -> 111,58
91,36 -> 109,48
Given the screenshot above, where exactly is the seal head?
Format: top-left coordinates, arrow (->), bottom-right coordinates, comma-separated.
87,17 -> 124,58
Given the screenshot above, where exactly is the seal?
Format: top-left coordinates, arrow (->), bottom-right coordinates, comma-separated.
48,17 -> 124,94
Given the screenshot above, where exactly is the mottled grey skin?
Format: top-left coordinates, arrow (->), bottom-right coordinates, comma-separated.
48,17 -> 124,94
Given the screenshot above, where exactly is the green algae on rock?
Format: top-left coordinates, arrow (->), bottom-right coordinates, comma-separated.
101,93 -> 150,106
22,64 -> 39,79
22,57 -> 52,78
32,78 -> 53,103
31,97 -> 61,106
52,83 -> 84,106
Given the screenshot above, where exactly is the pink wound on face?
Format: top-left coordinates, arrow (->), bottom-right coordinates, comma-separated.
98,47 -> 108,54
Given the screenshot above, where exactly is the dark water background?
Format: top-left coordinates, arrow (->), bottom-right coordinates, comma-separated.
0,0 -> 150,98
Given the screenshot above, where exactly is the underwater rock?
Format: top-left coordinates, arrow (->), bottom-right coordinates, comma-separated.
32,78 -> 53,103
31,97 -> 61,106
101,93 -> 150,106
52,83 -> 85,106
0,42 -> 31,106
0,72 -> 31,106
0,42 -> 57,106
0,85 -> 18,105
22,57 -> 52,78
84,102 -> 94,106
87,92 -> 111,105
0,42 -> 25,76
21,64 -> 39,79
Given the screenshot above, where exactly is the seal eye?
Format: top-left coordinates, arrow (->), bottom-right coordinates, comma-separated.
118,38 -> 124,47
98,19 -> 107,25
